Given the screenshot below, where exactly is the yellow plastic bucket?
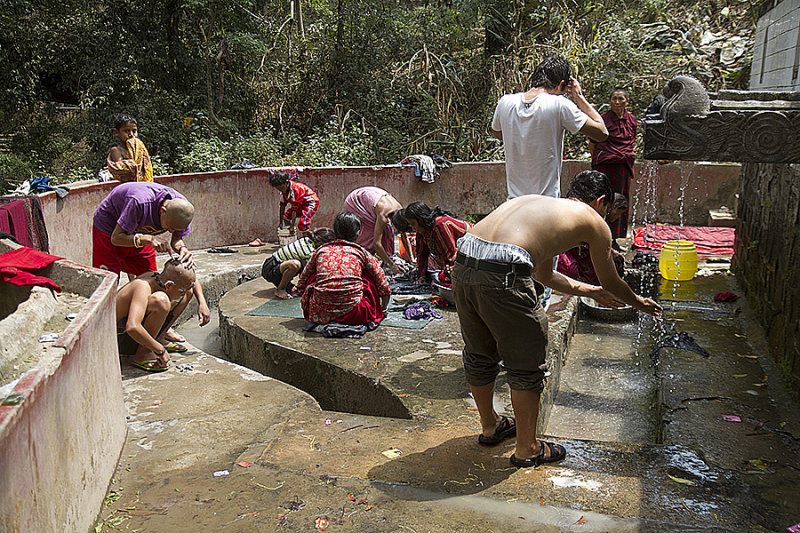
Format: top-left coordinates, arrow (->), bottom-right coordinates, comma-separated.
659,240 -> 698,281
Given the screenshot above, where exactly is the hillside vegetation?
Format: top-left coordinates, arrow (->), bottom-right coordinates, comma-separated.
0,0 -> 758,191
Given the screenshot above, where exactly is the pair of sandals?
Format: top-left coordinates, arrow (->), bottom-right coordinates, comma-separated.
478,415 -> 566,467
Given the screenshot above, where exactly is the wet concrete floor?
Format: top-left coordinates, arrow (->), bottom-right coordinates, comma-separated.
96,246 -> 800,532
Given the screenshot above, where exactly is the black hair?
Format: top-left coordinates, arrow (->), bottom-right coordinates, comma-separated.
389,210 -> 411,233
530,55 -> 572,90
269,170 -> 290,187
565,170 -> 614,206
610,87 -> 630,99
612,193 -> 628,209
334,212 -> 361,242
311,227 -> 336,246
402,201 -> 452,230
113,113 -> 137,130
162,257 -> 182,271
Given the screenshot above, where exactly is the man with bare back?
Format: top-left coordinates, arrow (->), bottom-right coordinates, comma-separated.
451,170 -> 662,468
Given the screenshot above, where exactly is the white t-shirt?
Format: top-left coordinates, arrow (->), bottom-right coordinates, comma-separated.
492,92 -> 587,199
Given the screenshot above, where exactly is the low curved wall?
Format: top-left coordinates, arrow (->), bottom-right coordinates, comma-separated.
0,242 -> 125,533
36,161 -> 740,268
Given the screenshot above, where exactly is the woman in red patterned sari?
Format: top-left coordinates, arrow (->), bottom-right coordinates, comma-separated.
296,212 -> 391,325
397,202 -> 472,284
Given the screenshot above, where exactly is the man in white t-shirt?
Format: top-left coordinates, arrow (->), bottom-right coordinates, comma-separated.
492,55 -> 608,200
491,55 -> 608,310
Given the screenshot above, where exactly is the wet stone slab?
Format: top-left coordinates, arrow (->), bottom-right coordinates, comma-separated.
218,277 -> 576,428
97,248 -> 800,532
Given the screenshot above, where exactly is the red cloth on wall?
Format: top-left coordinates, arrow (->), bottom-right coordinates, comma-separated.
0,200 -> 34,247
0,247 -> 62,291
0,196 -> 50,251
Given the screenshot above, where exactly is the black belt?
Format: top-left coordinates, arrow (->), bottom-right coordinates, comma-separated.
455,252 -> 532,276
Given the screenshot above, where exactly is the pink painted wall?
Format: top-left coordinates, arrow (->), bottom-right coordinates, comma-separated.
36,161 -> 740,267
0,248 -> 125,532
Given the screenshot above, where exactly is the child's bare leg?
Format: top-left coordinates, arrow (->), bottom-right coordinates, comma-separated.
275,260 -> 301,299
158,292 -> 194,345
133,292 -> 172,366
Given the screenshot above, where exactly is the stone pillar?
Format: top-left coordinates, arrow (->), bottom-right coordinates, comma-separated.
733,162 -> 800,390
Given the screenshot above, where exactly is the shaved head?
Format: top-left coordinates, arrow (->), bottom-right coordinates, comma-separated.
162,198 -> 194,231
161,258 -> 196,286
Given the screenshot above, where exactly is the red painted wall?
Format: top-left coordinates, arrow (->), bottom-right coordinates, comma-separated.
36,161 -> 740,267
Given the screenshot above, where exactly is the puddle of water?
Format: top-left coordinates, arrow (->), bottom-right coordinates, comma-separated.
378,482 -> 645,532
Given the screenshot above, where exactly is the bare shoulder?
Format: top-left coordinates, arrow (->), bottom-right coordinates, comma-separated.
375,194 -> 399,215
108,145 -> 124,161
120,278 -> 152,300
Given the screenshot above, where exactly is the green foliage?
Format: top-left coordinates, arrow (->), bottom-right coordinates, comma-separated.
0,153 -> 33,194
175,137 -> 232,173
0,0 -> 757,189
230,132 -> 283,168
287,119 -> 375,167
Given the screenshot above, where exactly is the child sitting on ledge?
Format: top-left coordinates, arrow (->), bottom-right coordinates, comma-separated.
261,227 -> 335,299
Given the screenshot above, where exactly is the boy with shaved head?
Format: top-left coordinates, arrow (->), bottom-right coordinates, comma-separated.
93,181 -> 195,275
116,259 -> 197,371
94,181 -> 209,345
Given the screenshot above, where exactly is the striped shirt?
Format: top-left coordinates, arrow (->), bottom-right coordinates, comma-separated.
416,215 -> 472,278
456,233 -> 533,267
273,237 -> 315,263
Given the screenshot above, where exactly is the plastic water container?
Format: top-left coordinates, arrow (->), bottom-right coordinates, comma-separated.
277,228 -> 295,247
659,240 -> 698,281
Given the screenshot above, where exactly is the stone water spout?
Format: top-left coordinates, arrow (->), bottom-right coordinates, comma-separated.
643,75 -> 800,163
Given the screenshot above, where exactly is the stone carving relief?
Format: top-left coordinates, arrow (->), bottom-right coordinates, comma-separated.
643,75 -> 800,163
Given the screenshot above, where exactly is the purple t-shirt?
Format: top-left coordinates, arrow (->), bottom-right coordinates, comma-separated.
93,182 -> 191,237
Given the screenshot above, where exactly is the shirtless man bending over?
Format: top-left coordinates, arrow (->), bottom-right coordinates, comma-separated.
451,170 -> 662,468
116,259 -> 197,372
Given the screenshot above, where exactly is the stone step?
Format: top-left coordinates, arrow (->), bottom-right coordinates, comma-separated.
708,208 -> 736,227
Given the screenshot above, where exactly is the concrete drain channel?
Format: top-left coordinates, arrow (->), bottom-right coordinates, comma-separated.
219,318 -> 412,419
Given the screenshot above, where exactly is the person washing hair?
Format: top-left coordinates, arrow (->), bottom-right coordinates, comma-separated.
93,181 -> 209,347
343,186 -> 414,274
451,170 -> 660,469
491,55 -> 608,309
116,259 -> 197,372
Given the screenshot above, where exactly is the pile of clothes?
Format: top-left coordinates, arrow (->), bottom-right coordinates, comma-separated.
400,154 -> 453,183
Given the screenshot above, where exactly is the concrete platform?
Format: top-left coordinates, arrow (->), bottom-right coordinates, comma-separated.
218,277 -> 575,426
96,244 -> 800,532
